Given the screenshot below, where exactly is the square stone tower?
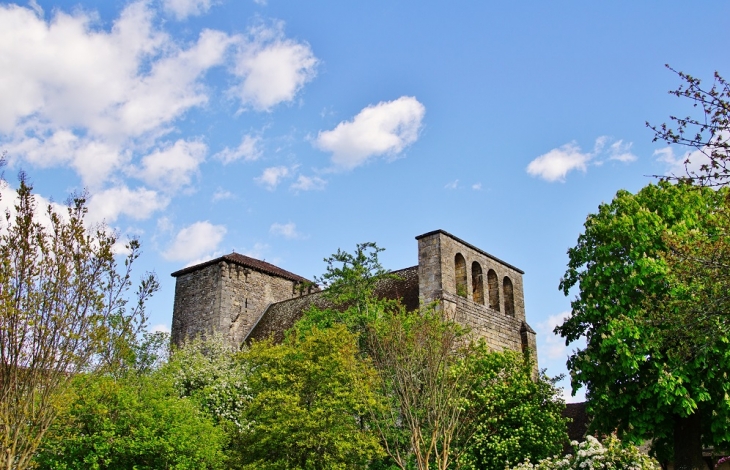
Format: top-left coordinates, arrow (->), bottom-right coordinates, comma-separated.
416,230 -> 537,364
170,253 -> 314,347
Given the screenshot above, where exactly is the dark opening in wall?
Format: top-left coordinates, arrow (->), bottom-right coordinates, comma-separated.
471,262 -> 484,305
503,276 -> 515,317
487,269 -> 500,311
455,254 -> 467,298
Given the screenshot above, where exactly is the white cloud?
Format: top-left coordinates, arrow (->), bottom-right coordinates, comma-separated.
231,22 -> 318,111
163,220 -> 227,262
472,183 -> 482,190
150,323 -> 171,334
255,165 -> 293,190
135,139 -> 207,192
526,142 -> 590,182
270,222 -> 300,239
608,139 -> 637,162
212,187 -> 235,201
290,175 -> 326,191
444,179 -> 458,189
162,0 -> 219,19
86,186 -> 169,224
536,311 -> 574,360
527,136 -> 638,182
655,144 -> 715,179
316,96 -> 426,170
0,3 -> 233,187
0,182 -> 68,234
214,134 -> 262,164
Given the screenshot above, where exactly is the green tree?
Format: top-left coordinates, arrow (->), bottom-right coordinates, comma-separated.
34,373 -> 227,469
458,351 -> 569,470
367,305 -> 486,470
233,324 -> 383,470
299,242 -> 398,338
0,174 -> 157,470
556,181 -> 730,469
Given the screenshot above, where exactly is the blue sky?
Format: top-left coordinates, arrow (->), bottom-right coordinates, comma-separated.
1,0 -> 728,401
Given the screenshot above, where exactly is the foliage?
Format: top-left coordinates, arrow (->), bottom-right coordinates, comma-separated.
164,333 -> 249,429
300,242 -> 399,337
648,66 -> 730,186
0,174 -> 158,470
509,435 -> 660,470
233,324 -> 383,470
366,305 -> 484,470
457,351 -> 569,470
556,181 -> 730,467
34,373 -> 227,470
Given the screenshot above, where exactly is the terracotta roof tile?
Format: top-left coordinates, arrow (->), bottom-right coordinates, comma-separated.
171,252 -> 311,283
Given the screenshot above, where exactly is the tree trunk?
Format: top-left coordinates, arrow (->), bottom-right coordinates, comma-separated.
673,413 -> 707,470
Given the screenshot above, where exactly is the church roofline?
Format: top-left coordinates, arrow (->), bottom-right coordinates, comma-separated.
415,229 -> 525,274
170,252 -> 312,283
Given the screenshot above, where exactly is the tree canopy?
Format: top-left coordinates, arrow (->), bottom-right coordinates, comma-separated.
0,174 -> 158,470
556,181 -> 730,469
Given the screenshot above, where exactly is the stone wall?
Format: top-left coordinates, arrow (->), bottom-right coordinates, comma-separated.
218,261 -> 305,345
171,263 -> 219,346
416,229 -> 536,368
246,266 -> 421,344
171,230 -> 538,370
171,258 -> 310,347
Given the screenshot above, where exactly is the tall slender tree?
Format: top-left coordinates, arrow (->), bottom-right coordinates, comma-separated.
0,173 -> 157,470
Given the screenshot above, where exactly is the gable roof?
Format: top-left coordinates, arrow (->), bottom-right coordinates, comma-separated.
170,252 -> 311,283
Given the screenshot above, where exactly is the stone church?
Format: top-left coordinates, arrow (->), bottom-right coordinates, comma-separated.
171,229 -> 537,365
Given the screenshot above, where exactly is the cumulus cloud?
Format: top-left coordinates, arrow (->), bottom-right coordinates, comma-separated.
472,183 -> 482,190
0,3 -> 233,139
255,165 -> 293,190
0,3 -> 321,225
162,0 -> 219,19
290,175 -> 326,191
86,186 -> 169,224
444,179 -> 458,189
269,222 -> 301,239
135,139 -> 207,192
526,142 -> 589,182
231,22 -> 318,111
214,134 -> 262,164
527,136 -> 637,182
163,220 -> 227,262
315,96 -> 425,170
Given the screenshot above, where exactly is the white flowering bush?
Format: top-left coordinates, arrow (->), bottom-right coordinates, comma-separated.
163,333 -> 250,428
509,435 -> 659,470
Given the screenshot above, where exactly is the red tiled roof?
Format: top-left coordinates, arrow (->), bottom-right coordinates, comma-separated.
171,252 -> 311,283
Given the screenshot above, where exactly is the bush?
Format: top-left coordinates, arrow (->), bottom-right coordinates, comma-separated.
509,435 -> 659,470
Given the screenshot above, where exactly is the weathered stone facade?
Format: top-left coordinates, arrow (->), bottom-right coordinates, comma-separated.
171,253 -> 315,346
171,230 -> 537,366
416,230 -> 537,364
